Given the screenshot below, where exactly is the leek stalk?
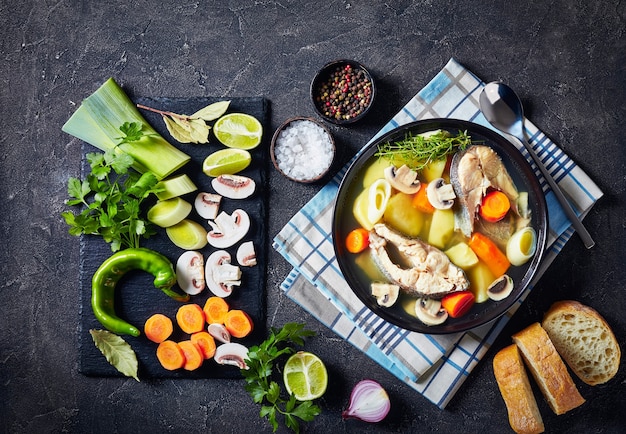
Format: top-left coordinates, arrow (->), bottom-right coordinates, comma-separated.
62,78 -> 190,180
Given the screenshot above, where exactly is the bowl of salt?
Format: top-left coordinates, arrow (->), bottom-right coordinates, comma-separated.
270,117 -> 335,183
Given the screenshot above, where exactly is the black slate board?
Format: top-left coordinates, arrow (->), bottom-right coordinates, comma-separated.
78,96 -> 270,379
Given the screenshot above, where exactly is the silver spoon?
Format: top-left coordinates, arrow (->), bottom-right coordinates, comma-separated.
479,81 -> 595,249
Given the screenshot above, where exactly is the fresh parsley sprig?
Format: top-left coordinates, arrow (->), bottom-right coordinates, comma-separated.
242,322 -> 319,433
376,129 -> 472,171
62,123 -> 162,251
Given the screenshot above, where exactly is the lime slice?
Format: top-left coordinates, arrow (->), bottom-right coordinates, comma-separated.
203,148 -> 252,177
283,351 -> 328,401
213,113 -> 263,149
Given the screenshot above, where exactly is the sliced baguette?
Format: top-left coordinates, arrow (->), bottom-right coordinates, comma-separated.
512,322 -> 585,415
493,344 -> 545,434
542,300 -> 621,386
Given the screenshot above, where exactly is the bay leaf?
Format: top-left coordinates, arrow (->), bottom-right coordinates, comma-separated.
191,100 -> 230,121
163,115 -> 193,143
90,329 -> 140,381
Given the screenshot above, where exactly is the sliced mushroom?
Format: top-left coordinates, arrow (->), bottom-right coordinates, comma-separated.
370,282 -> 400,307
384,165 -> 421,194
426,178 -> 456,210
211,174 -> 255,199
415,297 -> 449,325
175,251 -> 205,295
205,250 -> 242,297
487,275 -> 514,301
214,342 -> 249,369
236,241 -> 257,267
208,323 -> 231,344
207,209 -> 251,248
194,192 -> 222,220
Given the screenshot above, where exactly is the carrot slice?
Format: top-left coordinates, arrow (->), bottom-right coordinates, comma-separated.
479,190 -> 511,222
441,291 -> 475,318
144,313 -> 174,343
224,309 -> 254,338
191,331 -> 217,360
178,340 -> 204,371
411,184 -> 435,214
176,303 -> 205,334
468,232 -> 511,277
156,340 -> 185,371
203,296 -> 230,325
345,228 -> 370,253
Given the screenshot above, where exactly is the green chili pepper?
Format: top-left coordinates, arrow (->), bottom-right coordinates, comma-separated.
91,247 -> 189,337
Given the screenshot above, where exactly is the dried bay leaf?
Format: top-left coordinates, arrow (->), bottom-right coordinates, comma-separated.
192,100 -> 230,121
90,329 -> 140,381
164,116 -> 210,144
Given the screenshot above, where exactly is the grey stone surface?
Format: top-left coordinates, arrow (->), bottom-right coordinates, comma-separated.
1,1 -> 624,433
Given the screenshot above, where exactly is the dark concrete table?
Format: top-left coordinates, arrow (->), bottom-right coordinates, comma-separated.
2,1 -> 624,433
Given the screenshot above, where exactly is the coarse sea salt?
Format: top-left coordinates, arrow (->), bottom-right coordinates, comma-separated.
273,119 -> 334,181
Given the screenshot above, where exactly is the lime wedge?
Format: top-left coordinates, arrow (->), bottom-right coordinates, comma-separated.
283,351 -> 328,401
213,113 -> 263,149
202,148 -> 252,177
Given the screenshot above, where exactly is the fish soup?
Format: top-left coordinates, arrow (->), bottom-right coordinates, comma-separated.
337,128 -> 541,329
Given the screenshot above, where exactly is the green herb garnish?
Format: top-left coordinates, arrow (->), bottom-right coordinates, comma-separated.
242,323 -> 319,433
375,129 -> 472,171
62,126 -> 162,251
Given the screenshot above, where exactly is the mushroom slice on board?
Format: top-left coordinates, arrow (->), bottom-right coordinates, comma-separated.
236,241 -> 257,267
211,174 -> 255,199
207,323 -> 231,344
426,178 -> 456,210
214,342 -> 249,369
194,192 -> 222,220
415,297 -> 449,326
176,251 -> 205,295
384,164 -> 421,194
207,209 -> 251,248
205,250 -> 241,298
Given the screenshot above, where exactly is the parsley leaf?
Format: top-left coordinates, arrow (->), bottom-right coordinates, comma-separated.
62,129 -> 162,252
241,323 -> 319,433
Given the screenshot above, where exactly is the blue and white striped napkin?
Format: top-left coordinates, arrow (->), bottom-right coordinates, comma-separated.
272,58 -> 603,408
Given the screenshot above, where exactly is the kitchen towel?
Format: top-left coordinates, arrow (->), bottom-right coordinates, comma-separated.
272,58 -> 602,408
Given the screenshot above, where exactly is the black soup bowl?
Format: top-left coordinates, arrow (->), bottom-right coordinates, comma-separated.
332,119 -> 548,334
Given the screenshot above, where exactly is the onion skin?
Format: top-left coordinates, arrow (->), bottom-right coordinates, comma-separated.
342,379 -> 390,423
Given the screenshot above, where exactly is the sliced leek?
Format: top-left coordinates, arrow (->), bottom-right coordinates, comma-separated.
62,78 -> 190,180
147,197 -> 192,228
155,174 -> 197,200
166,219 -> 208,250
506,227 -> 537,266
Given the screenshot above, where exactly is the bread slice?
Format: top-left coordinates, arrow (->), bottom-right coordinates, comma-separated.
542,300 -> 621,385
493,344 -> 545,434
512,322 -> 585,415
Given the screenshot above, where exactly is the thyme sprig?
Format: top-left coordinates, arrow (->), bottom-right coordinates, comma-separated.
375,129 -> 472,171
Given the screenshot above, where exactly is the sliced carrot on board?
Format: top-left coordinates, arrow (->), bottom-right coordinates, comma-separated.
144,313 -> 174,343
203,296 -> 230,325
191,331 -> 217,360
479,190 -> 511,222
178,340 -> 204,371
224,309 -> 254,338
468,232 -> 511,277
411,184 -> 436,214
345,228 -> 370,253
156,340 -> 185,371
176,303 -> 205,334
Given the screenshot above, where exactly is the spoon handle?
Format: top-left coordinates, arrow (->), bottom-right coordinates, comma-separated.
516,136 -> 595,249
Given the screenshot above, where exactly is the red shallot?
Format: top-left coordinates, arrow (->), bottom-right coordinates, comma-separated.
342,379 -> 390,423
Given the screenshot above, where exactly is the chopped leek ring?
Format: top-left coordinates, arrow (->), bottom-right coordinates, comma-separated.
147,197 -> 192,228
62,78 -> 190,180
367,179 -> 391,224
506,227 -> 537,266
166,219 -> 208,250
155,174 -> 197,200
